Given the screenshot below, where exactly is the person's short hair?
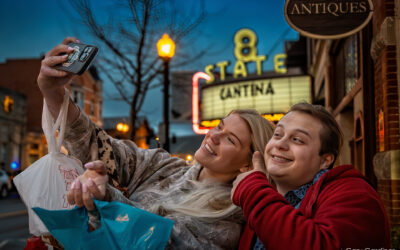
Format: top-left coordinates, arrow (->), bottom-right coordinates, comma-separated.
289,103 -> 343,168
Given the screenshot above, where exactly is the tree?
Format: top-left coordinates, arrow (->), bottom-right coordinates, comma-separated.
70,0 -> 207,140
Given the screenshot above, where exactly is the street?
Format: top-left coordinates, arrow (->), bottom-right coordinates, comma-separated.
0,192 -> 30,249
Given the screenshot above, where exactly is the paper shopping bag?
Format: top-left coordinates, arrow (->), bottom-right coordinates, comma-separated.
33,199 -> 175,250
14,90 -> 84,235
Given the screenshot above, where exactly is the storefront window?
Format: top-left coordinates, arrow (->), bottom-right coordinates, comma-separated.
344,35 -> 358,94
0,143 -> 7,164
71,88 -> 85,109
90,100 -> 95,116
99,101 -> 103,118
29,154 -> 39,165
354,114 -> 364,174
332,34 -> 359,107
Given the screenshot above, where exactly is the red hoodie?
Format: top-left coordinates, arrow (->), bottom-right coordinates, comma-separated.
232,165 -> 390,249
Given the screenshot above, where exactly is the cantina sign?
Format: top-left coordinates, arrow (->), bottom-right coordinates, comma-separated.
284,0 -> 373,39
201,75 -> 311,121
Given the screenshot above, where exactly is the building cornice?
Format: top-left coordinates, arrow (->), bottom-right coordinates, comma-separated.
370,17 -> 396,61
373,150 -> 400,179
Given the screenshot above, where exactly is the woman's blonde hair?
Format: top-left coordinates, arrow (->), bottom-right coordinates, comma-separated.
155,109 -> 275,221
229,109 -> 275,171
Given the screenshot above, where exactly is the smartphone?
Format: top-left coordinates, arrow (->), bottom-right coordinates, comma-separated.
56,43 -> 98,75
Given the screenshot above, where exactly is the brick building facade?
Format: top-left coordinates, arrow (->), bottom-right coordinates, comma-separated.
370,0 -> 400,245
0,87 -> 26,172
305,0 -> 400,246
0,58 -> 102,171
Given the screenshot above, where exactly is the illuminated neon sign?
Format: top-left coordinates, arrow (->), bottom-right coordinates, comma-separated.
200,114 -> 285,128
192,28 -> 301,134
191,73 -> 310,134
202,75 -> 311,121
205,28 -> 287,84
192,72 -> 211,134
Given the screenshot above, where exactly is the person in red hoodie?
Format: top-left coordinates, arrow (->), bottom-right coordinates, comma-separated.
231,103 -> 390,250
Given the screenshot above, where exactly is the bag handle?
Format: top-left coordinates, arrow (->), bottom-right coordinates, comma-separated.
42,89 -> 70,153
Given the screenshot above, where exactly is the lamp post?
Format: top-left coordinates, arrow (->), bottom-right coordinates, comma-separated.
157,34 -> 175,152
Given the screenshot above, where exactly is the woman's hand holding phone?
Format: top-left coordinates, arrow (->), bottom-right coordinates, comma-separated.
37,37 -> 80,93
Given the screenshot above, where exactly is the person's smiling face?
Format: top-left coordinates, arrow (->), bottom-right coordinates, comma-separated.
195,114 -> 252,183
265,111 -> 331,194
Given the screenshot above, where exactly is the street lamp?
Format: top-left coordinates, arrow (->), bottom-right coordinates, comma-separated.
116,122 -> 129,133
157,34 -> 175,152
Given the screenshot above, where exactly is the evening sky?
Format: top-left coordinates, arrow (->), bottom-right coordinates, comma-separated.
0,0 -> 298,134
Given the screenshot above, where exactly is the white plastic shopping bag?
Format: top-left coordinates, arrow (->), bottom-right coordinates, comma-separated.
14,90 -> 84,236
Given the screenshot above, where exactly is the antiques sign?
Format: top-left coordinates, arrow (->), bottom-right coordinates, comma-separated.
284,0 -> 373,39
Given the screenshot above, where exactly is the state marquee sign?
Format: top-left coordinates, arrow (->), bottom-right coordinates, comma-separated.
284,0 -> 373,39
201,75 -> 311,121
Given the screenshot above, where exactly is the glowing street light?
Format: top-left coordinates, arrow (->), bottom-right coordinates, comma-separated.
116,122 -> 129,133
186,154 -> 193,162
157,34 -> 175,152
157,34 -> 175,60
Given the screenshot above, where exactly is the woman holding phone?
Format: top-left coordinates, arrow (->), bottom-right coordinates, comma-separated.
37,37 -> 275,249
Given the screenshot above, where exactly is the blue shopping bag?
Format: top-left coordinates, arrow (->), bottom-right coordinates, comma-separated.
32,199 -> 174,250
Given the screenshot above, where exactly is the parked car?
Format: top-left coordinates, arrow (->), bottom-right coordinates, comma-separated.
0,169 -> 12,198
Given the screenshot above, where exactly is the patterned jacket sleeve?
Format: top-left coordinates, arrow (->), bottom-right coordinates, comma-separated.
63,111 -> 186,193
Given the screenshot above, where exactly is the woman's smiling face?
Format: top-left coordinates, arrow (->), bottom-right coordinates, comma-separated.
265,111 -> 330,194
195,113 -> 252,183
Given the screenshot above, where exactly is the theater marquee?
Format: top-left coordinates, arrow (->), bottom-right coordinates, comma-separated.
191,28 -> 310,134
201,75 -> 311,121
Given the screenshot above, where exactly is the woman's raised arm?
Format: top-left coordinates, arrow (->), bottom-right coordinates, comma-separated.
37,37 -> 80,125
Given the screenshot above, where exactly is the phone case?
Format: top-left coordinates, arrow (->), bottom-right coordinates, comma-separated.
56,43 -> 98,75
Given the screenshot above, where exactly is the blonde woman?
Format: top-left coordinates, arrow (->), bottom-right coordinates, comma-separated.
38,37 -> 275,249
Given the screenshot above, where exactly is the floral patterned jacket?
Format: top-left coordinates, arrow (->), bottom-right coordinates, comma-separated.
63,111 -> 244,249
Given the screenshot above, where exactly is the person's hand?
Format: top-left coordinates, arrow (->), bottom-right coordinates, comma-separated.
37,37 -> 80,94
231,151 -> 266,200
67,160 -> 108,211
